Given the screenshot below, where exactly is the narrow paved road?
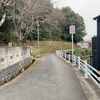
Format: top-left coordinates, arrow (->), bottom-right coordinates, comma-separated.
0,54 -> 87,100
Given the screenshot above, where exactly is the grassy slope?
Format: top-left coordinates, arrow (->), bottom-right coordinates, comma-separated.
28,41 -> 80,57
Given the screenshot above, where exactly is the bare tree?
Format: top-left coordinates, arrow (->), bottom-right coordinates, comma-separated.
41,9 -> 66,37
1,0 -> 12,6
13,0 -> 54,46
0,0 -> 12,27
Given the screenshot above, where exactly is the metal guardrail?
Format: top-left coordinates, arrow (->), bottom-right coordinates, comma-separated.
56,50 -> 100,88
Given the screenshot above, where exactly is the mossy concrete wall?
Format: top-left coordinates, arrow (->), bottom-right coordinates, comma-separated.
0,47 -> 32,85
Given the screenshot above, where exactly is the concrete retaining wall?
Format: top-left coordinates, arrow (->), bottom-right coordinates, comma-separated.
0,47 -> 32,85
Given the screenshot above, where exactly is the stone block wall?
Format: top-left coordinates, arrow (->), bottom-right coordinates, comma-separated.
0,47 -> 32,85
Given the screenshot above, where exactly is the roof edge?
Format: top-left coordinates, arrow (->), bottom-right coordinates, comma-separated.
93,15 -> 100,20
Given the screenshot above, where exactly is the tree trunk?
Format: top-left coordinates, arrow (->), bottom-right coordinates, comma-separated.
17,38 -> 22,46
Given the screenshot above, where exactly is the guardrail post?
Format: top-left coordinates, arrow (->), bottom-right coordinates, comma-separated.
60,51 -> 61,57
78,56 -> 81,70
62,52 -> 63,58
68,54 -> 70,62
84,60 -> 88,78
65,52 -> 66,60
65,53 -> 66,60
58,51 -> 60,56
72,55 -> 74,64
61,51 -> 62,58
74,55 -> 76,65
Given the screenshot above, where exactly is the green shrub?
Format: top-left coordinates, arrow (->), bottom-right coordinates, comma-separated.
75,48 -> 92,64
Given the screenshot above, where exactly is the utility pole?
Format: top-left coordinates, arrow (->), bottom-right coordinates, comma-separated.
37,19 -> 39,50
36,19 -> 40,58
72,33 -> 73,56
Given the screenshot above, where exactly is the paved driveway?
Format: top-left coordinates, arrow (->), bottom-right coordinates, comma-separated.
0,54 -> 87,100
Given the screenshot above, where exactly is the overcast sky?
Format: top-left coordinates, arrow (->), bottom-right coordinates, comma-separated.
51,0 -> 100,40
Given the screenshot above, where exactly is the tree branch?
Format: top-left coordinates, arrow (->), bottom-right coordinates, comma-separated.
0,13 -> 6,27
1,0 -> 12,6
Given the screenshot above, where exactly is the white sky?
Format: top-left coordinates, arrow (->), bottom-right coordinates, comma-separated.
51,0 -> 100,40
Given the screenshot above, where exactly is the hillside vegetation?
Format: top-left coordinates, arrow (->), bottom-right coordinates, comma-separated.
0,0 -> 86,46
28,41 -> 80,57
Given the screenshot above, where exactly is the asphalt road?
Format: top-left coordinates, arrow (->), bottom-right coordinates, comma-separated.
0,53 -> 87,100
